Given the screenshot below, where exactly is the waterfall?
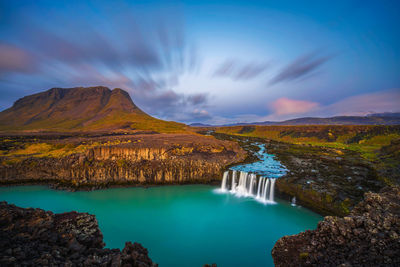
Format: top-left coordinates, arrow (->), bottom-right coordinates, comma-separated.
231,170 -> 237,192
219,170 -> 276,204
221,171 -> 228,191
269,178 -> 275,201
256,177 -> 262,198
249,174 -> 256,196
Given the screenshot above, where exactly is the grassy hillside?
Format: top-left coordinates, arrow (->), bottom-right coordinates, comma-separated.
0,86 -> 187,133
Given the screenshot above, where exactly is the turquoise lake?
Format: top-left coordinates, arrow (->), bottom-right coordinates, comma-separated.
0,185 -> 321,267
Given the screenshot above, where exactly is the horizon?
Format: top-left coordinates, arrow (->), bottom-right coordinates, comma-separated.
1,0 -> 399,124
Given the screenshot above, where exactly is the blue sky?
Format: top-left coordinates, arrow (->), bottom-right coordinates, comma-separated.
0,0 -> 399,124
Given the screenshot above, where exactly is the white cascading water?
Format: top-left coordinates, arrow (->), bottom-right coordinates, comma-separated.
219,170 -> 276,204
231,170 -> 237,192
269,178 -> 276,201
221,171 -> 229,191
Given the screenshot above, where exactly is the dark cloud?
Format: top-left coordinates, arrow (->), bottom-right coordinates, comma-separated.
187,93 -> 208,105
269,52 -> 332,85
213,60 -> 269,80
21,22 -> 160,71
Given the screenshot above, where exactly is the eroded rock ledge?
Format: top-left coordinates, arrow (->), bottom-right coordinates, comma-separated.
0,133 -> 246,189
0,202 -> 157,266
272,186 -> 400,266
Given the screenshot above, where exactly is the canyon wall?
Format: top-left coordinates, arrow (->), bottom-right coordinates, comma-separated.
0,134 -> 246,189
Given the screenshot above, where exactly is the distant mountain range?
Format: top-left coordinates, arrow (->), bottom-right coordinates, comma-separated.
0,86 -> 185,132
190,113 -> 400,127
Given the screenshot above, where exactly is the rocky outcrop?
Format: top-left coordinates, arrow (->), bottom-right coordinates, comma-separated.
272,186 -> 400,266
0,201 -> 157,266
0,134 -> 246,189
267,141 -> 384,216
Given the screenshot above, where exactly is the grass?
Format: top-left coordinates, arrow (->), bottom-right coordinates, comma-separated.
0,137 -> 146,163
215,125 -> 400,161
0,109 -> 188,134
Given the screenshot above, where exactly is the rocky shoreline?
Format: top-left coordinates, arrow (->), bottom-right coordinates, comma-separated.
0,201 -> 157,266
0,178 -> 222,192
272,186 -> 400,266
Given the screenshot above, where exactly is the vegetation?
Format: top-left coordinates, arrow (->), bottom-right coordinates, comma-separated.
215,125 -> 400,157
0,86 -> 188,134
0,136 -> 142,164
215,125 -> 400,184
208,125 -> 399,216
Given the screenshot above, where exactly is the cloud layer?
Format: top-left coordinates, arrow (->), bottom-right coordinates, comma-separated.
0,1 -> 398,125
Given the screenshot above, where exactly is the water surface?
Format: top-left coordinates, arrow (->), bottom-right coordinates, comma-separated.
0,185 -> 321,266
230,143 -> 287,177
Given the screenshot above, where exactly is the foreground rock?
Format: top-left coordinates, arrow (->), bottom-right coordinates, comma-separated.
272,186 -> 400,266
0,202 -> 157,266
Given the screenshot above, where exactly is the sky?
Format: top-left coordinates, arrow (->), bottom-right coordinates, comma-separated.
0,0 -> 399,124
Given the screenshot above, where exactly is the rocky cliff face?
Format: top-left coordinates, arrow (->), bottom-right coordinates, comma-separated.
0,133 -> 246,189
272,186 -> 400,266
0,202 -> 157,266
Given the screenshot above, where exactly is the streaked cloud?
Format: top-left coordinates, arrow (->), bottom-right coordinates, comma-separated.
213,59 -> 269,80
269,52 -> 332,85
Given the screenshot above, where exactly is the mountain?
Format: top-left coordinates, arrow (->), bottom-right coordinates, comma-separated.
191,115 -> 400,127
265,115 -> 400,125
367,112 -> 400,118
0,86 -> 185,132
189,123 -> 212,127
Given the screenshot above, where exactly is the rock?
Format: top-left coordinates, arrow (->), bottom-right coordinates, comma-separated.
0,201 -> 157,266
272,186 -> 400,266
0,134 -> 246,190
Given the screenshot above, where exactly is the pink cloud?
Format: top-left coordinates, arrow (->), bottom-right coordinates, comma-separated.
0,43 -> 35,73
270,97 -> 319,116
